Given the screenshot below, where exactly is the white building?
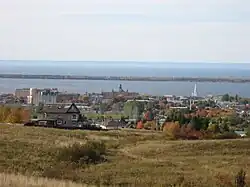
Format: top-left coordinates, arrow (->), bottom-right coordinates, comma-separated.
27,88 -> 59,105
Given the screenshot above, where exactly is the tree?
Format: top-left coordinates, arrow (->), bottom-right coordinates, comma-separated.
0,106 -> 11,122
222,94 -> 230,102
229,96 -> 235,102
221,122 -> 230,132
136,120 -> 143,129
144,110 -> 154,121
124,101 -> 144,119
20,109 -> 31,122
163,121 -> 180,139
6,108 -> 22,123
235,94 -> 239,102
0,106 -> 31,123
190,116 -> 203,131
208,123 -> 221,133
228,113 -> 243,126
246,126 -> 250,137
200,117 -> 210,130
99,103 -> 108,114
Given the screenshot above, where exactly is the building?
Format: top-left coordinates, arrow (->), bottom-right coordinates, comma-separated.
15,88 -> 30,99
164,95 -> 175,102
28,88 -> 59,105
56,92 -> 80,103
36,103 -> 83,128
101,84 -> 139,100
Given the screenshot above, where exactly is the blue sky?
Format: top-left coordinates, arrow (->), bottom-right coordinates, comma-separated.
0,0 -> 249,62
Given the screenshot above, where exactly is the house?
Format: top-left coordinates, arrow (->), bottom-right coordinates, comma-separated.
35,103 -> 84,128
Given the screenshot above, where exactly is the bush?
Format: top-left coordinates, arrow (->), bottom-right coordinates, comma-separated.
163,122 -> 180,139
0,106 -> 30,123
235,169 -> 246,187
143,121 -> 156,130
247,126 -> 250,137
57,140 -> 107,165
213,132 -> 239,140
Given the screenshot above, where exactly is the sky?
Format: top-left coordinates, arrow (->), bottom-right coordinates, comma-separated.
0,0 -> 250,63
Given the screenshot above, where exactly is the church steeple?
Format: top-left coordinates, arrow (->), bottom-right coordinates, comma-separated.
119,84 -> 124,92
192,83 -> 198,97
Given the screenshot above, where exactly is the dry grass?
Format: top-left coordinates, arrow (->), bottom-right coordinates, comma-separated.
0,124 -> 250,186
0,173 -> 95,187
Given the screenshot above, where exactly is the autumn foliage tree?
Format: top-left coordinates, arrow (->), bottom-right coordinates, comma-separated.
0,106 -> 30,123
0,106 -> 11,122
163,121 -> 204,140
163,122 -> 180,139
136,120 -> 144,129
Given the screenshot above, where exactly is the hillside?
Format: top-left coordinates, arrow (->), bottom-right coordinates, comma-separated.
0,124 -> 250,187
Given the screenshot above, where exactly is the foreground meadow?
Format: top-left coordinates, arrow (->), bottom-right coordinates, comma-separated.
0,124 -> 249,187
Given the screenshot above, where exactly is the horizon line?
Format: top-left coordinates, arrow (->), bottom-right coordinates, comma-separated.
0,60 -> 249,64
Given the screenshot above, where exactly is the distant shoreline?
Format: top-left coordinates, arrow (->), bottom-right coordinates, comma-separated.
0,74 -> 250,83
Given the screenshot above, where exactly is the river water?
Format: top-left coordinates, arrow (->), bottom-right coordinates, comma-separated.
0,61 -> 250,97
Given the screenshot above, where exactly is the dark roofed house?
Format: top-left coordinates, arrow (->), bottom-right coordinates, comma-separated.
36,103 -> 84,128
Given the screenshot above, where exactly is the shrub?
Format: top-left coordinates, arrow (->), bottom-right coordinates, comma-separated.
235,169 -> 246,187
163,122 -> 180,139
136,121 -> 143,129
57,140 -> 107,165
143,121 -> 156,130
0,106 -> 30,123
247,126 -> 250,137
202,130 -> 214,140
177,125 -> 204,140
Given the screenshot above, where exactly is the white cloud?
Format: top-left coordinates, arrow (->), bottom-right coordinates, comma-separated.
0,0 -> 249,62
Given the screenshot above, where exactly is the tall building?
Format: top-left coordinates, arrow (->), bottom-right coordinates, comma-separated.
28,88 -> 59,105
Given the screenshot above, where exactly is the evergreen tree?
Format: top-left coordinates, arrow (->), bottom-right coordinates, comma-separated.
222,94 -> 230,101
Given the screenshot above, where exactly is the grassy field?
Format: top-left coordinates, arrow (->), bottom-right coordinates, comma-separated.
0,124 -> 250,187
0,173 -> 94,187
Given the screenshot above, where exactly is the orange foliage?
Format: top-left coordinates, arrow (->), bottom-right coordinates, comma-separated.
196,109 -> 208,117
136,121 -> 144,129
163,122 -> 203,140
20,109 -> 31,122
163,121 -> 180,138
0,106 -> 30,123
206,109 -> 233,118
185,109 -> 233,119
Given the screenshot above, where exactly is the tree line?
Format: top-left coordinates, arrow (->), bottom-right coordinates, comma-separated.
161,108 -> 249,139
